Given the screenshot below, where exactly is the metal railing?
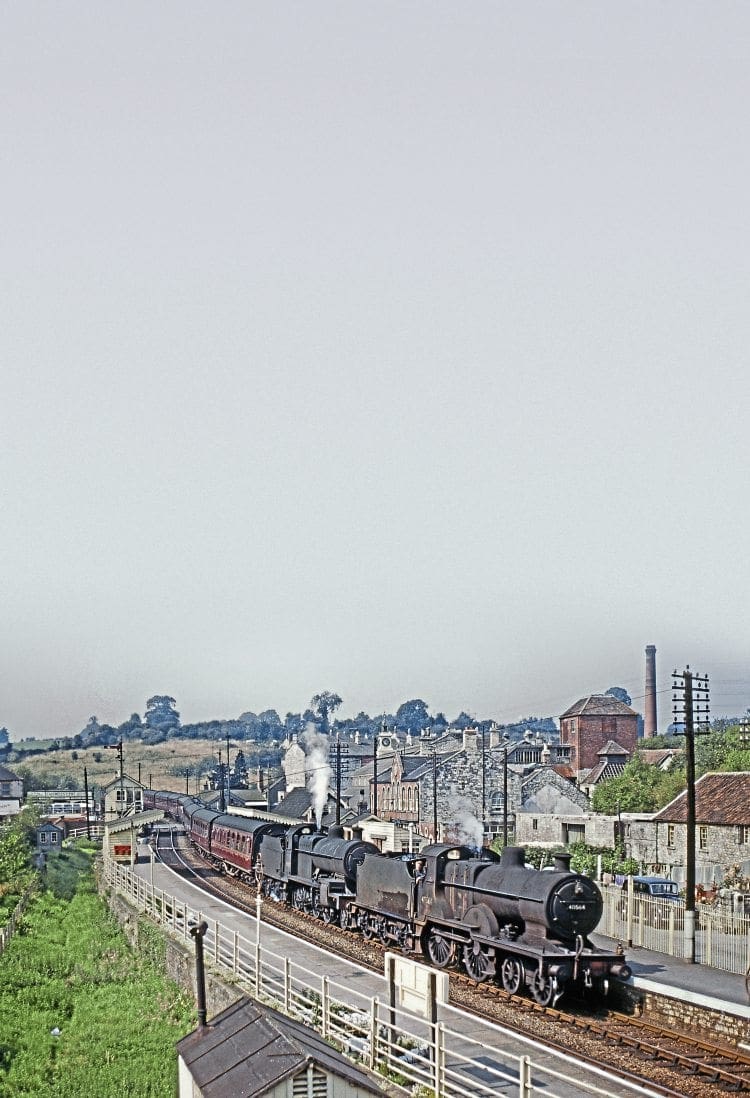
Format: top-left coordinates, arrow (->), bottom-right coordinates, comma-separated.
103,856 -> 655,1098
600,884 -> 750,974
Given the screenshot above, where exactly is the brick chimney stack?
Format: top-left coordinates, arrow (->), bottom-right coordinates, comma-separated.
644,644 -> 657,737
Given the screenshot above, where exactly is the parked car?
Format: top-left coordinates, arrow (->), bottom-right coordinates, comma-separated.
620,876 -> 681,927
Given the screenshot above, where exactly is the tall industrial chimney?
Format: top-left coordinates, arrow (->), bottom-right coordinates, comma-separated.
644,644 -> 657,737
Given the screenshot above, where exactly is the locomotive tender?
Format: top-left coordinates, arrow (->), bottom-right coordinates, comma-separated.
143,790 -> 630,1005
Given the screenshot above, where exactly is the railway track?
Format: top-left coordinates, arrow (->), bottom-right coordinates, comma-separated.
150,828 -> 750,1096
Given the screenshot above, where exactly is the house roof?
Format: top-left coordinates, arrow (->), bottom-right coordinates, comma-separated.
581,761 -> 627,786
0,765 -> 21,781
177,996 -> 385,1098
653,772 -> 750,825
596,740 -> 630,757
639,748 -> 679,770
560,695 -> 638,719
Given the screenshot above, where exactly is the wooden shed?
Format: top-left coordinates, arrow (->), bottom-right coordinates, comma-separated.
177,996 -> 388,1098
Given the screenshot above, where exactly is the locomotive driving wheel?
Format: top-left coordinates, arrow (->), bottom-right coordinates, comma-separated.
500,956 -> 523,994
292,887 -> 307,911
462,940 -> 494,982
425,928 -> 455,969
530,969 -> 557,1006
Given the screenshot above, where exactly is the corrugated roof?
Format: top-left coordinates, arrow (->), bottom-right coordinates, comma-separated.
560,695 -> 638,719
653,772 -> 750,825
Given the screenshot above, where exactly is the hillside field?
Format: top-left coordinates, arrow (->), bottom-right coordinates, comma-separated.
9,737 -> 265,795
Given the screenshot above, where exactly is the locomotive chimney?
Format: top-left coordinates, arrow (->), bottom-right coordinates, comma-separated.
553,852 -> 572,872
644,644 -> 657,738
499,846 -> 526,868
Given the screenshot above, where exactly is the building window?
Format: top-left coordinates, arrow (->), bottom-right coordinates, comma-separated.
667,824 -> 675,847
698,826 -> 708,851
532,819 -> 538,831
740,825 -> 750,845
39,833 -> 48,844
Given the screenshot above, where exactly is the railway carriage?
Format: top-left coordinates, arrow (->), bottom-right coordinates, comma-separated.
151,792 -> 630,1006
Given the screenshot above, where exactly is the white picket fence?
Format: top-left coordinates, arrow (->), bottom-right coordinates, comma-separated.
103,857 -> 655,1098
600,884 -> 750,974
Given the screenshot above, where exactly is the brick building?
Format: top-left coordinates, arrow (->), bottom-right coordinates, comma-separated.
559,694 -> 638,776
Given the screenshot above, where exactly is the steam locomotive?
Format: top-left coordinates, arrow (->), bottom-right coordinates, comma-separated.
142,790 -> 630,1005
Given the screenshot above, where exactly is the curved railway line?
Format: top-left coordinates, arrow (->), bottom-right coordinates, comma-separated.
151,827 -> 750,1096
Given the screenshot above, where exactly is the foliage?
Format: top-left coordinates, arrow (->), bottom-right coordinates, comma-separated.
394,700 -> 431,734
605,686 -> 632,706
0,814 -> 35,892
520,842 -> 639,877
694,724 -> 750,776
144,696 -> 181,733
590,754 -> 686,813
309,692 -> 342,733
0,856 -> 194,1097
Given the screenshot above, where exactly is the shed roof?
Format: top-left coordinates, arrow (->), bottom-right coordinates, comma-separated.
653,772 -> 750,825
177,996 -> 385,1098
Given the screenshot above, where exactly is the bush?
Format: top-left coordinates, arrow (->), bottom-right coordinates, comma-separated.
0,852 -> 194,1096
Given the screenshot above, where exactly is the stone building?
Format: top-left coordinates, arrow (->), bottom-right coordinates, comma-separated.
0,764 -> 23,819
559,695 -> 638,776
368,728 -> 528,844
650,771 -> 750,887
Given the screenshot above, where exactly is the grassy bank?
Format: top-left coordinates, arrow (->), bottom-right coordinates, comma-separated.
0,846 -> 195,1097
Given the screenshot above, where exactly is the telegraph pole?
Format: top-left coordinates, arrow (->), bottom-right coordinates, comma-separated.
672,666 -> 710,963
335,738 -> 342,825
503,741 -> 509,846
372,725 -> 382,818
83,766 -> 92,841
432,749 -> 438,842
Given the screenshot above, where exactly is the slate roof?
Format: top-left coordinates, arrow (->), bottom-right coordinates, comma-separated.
0,765 -> 21,782
581,761 -> 627,786
560,695 -> 638,719
597,740 -> 630,757
653,772 -> 750,825
177,996 -> 386,1098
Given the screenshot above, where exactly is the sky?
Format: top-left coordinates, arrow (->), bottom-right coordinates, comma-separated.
2,3 -> 749,740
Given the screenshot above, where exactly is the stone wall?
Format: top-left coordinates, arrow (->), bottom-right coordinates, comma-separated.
99,872 -> 241,1022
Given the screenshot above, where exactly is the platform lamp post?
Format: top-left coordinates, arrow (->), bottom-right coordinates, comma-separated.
189,920 -> 209,1029
672,666 -> 710,964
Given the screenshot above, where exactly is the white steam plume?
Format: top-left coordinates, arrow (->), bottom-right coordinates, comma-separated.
300,723 -> 331,829
446,786 -> 484,851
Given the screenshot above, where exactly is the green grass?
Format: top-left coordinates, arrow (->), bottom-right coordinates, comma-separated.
0,852 -> 195,1097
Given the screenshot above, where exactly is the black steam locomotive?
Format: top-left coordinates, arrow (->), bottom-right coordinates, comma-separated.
143,790 -> 630,1005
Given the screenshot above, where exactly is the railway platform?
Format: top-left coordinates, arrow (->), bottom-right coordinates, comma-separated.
593,931 -> 750,1028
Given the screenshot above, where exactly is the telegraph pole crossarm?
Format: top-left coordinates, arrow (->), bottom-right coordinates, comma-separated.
672,666 -> 710,964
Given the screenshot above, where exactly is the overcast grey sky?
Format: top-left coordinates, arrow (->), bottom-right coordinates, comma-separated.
2,3 -> 749,740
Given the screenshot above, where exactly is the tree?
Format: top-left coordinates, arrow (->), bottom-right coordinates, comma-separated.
450,711 -> 474,729
310,692 -> 342,733
591,755 -> 685,814
0,727 -> 9,748
394,699 -> 431,733
117,713 -> 143,740
606,686 -> 632,706
144,696 -> 180,733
